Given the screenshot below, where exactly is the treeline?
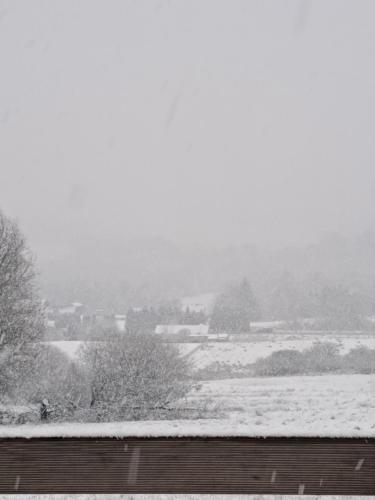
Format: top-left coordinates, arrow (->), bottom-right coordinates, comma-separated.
127,274 -> 373,335
208,276 -> 372,333
211,274 -> 373,332
262,270 -> 373,330
50,276 -> 375,341
125,279 -> 261,335
42,232 -> 375,320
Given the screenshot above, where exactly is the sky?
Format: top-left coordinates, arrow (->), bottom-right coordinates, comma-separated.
1,0 -> 375,265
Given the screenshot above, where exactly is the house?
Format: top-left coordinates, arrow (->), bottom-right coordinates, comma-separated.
84,311 -> 127,333
154,324 -> 209,337
58,302 -> 83,315
181,293 -> 215,315
207,333 -> 229,341
114,314 -> 126,332
249,320 -> 286,333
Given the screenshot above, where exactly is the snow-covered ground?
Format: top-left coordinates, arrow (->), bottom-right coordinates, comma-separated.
42,341 -> 84,360
191,373 -> 375,436
0,374 -> 374,438
29,335 -> 374,439
46,334 -> 375,369
179,334 -> 375,369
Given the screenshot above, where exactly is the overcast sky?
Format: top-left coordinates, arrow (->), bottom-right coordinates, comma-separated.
1,0 -> 375,262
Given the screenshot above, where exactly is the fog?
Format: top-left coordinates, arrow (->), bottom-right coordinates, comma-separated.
2,1 -> 375,436
1,0 -> 375,296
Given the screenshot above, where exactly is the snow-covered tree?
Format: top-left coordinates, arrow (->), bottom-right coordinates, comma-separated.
317,285 -> 365,330
81,334 -> 192,420
210,279 -> 260,333
268,271 -> 304,322
0,210 -> 44,396
16,343 -> 90,420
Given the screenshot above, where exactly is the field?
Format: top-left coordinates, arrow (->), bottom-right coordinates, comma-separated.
1,372 -> 374,438
39,333 -> 375,437
179,332 -> 375,369
48,332 -> 375,367
189,373 -> 375,436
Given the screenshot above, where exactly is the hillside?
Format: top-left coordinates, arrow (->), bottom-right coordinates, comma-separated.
40,232 -> 375,313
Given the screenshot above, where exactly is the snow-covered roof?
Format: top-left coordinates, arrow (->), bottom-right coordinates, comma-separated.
155,324 -> 209,335
250,320 -> 286,329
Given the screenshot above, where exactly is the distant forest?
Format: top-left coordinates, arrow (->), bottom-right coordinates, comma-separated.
40,231 -> 375,319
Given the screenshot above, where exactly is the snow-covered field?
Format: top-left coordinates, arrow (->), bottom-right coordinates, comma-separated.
42,340 -> 84,359
179,333 -> 375,369
47,333 -> 375,369
191,373 -> 375,436
1,373 -> 374,438
27,335 -> 374,439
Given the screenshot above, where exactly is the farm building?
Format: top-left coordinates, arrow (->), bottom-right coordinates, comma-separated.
155,324 -> 209,336
181,293 -> 215,315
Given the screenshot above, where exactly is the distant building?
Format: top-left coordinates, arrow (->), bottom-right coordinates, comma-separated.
249,320 -> 286,333
155,324 -> 209,336
114,314 -> 126,332
83,311 -> 127,333
58,302 -> 83,315
208,333 -> 229,341
181,293 -> 215,315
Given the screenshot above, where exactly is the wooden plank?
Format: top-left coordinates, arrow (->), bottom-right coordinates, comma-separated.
0,437 -> 373,495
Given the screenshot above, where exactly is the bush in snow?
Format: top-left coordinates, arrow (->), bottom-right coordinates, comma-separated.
343,346 -> 375,374
253,342 -> 375,376
0,404 -> 39,424
253,342 -> 341,376
16,343 -> 90,421
81,333 -> 193,421
253,349 -> 305,376
303,342 -> 342,373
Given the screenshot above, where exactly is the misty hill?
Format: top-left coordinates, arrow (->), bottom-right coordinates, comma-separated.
39,231 -> 375,316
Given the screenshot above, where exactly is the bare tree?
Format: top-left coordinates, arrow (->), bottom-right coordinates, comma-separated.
0,210 -> 45,395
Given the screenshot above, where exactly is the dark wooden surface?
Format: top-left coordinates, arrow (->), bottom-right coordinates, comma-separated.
0,437 -> 374,495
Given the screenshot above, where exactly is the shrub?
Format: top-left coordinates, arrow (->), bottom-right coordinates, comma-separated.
343,346 -> 375,374
252,342 -> 375,377
253,349 -> 305,376
16,344 -> 90,421
81,334 -> 193,421
303,342 -> 342,373
0,406 -> 36,424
